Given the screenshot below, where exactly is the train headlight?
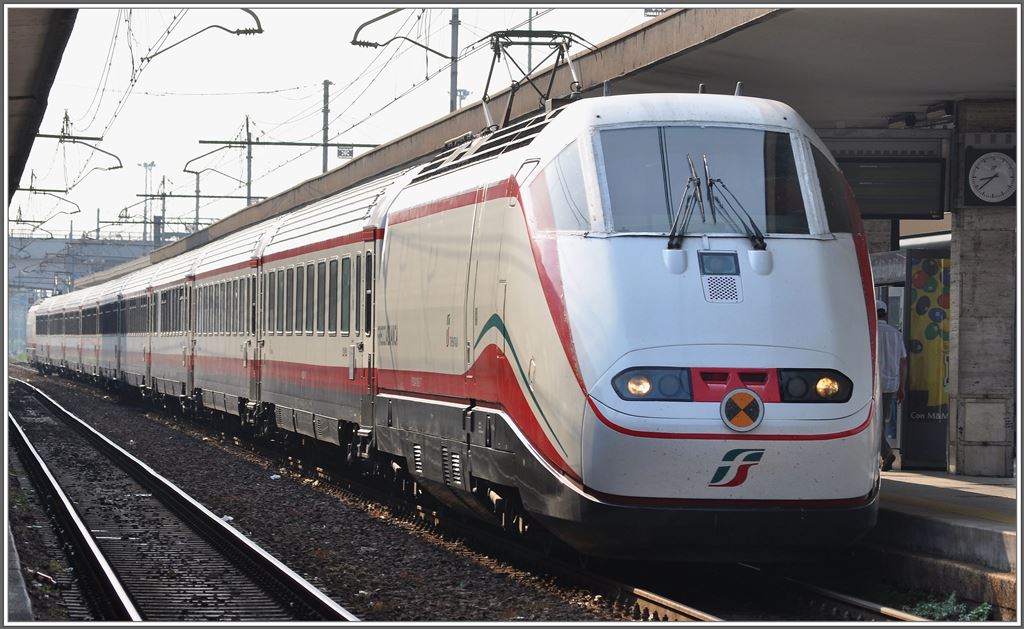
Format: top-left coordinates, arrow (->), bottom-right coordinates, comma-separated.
612,368 -> 692,401
627,376 -> 652,396
779,369 -> 852,403
815,377 -> 840,399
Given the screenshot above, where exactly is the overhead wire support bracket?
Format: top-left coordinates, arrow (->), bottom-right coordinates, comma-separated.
351,9 -> 452,59
33,132 -> 124,186
142,8 -> 264,63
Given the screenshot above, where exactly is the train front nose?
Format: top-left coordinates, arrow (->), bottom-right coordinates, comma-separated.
558,343 -> 879,558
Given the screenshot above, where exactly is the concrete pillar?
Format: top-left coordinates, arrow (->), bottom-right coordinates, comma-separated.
863,219 -> 895,254
948,100 -> 1016,477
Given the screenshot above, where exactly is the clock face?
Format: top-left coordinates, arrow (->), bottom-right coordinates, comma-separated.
968,151 -> 1016,203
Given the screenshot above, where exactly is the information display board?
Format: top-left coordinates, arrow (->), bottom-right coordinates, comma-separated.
838,159 -> 946,219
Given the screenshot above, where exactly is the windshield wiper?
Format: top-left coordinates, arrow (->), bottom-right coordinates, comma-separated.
666,155 -> 705,250
703,154 -> 768,250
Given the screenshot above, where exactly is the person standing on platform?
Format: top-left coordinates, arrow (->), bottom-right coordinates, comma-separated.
876,299 -> 906,471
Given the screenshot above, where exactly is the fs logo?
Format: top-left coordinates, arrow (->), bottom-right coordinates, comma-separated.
708,448 -> 765,487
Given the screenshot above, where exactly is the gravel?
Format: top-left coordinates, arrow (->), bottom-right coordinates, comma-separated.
9,368 -> 626,622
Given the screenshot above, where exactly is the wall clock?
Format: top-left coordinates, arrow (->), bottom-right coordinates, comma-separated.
963,147 -> 1016,206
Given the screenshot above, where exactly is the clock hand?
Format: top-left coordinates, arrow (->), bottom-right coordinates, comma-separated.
977,174 -> 1000,191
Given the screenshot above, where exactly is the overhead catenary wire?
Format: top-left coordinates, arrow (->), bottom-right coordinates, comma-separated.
66,9 -> 189,190
256,10 -> 422,138
190,9 -> 556,222
73,9 -> 123,128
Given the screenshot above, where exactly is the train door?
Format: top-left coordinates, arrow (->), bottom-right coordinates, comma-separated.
357,238 -> 377,422
245,273 -> 259,402
464,186 -> 508,398
116,296 -> 123,378
184,284 -> 195,397
249,268 -> 262,403
145,290 -> 154,385
75,308 -> 84,370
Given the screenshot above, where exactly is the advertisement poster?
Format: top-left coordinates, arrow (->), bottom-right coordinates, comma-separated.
902,252 -> 950,468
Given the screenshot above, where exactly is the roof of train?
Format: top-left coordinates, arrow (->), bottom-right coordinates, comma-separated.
34,93 -> 820,312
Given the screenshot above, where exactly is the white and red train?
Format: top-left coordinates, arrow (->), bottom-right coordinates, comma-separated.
28,93 -> 880,560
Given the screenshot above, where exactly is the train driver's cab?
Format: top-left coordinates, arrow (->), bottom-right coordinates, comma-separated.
527,124 -> 856,241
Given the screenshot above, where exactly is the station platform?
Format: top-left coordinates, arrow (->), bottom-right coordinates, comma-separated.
861,469 -> 1018,619
7,525 -> 34,622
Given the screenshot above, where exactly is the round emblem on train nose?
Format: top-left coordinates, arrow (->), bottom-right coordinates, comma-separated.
720,388 -> 765,432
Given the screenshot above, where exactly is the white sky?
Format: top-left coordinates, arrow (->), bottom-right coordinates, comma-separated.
9,5 -> 657,241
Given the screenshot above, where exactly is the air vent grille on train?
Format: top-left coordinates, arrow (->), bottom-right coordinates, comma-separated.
703,275 -> 742,303
440,445 -> 463,487
413,444 -> 423,475
410,107 -> 565,185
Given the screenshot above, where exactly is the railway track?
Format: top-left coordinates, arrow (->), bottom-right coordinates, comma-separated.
8,378 -> 357,622
736,564 -> 927,622
12,368 -> 928,622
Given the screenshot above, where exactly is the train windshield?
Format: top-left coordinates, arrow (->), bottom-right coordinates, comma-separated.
598,126 -> 809,235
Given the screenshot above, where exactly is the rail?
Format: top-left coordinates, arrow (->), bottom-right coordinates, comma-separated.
10,378 -> 358,622
9,413 -> 142,621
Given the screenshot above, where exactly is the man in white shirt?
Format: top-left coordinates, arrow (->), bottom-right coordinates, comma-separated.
876,299 -> 906,471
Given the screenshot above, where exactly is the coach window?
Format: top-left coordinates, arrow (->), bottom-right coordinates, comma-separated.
160,290 -> 167,334
340,256 -> 351,335
285,268 -> 294,333
275,269 -> 285,333
234,279 -> 241,334
262,275 -> 268,333
295,264 -> 305,334
328,259 -> 338,334
241,278 -> 248,335
364,252 -> 373,335
222,282 -> 228,335
316,260 -> 327,334
235,280 -> 242,334
249,277 -> 257,335
226,280 -> 233,335
224,280 -> 232,335
354,255 -> 362,336
222,282 -> 228,334
224,281 -> 231,334
236,279 -> 243,334
266,272 -> 276,334
305,264 -> 315,333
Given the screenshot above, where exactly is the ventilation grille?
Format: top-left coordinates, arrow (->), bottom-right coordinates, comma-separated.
274,406 -> 293,430
702,275 -> 742,303
440,446 -> 463,487
412,444 -> 423,475
410,108 -> 564,185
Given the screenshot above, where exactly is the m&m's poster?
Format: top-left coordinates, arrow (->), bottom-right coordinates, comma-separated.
906,254 -> 950,428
